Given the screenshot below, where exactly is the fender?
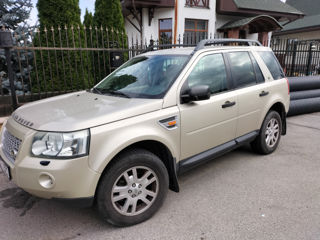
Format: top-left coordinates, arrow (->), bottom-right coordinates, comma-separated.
259,99 -> 287,135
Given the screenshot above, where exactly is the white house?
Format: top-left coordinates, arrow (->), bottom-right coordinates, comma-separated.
121,0 -> 303,47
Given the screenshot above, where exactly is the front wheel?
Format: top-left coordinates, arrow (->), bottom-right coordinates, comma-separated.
96,149 -> 169,227
251,110 -> 282,154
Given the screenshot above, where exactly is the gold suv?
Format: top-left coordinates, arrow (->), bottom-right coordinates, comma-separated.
0,39 -> 290,226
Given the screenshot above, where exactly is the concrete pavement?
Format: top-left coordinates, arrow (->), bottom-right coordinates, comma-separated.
0,113 -> 320,240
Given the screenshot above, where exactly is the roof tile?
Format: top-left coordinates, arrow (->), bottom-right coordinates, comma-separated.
233,0 -> 304,15
281,14 -> 320,32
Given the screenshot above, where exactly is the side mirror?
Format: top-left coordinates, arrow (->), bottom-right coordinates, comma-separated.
181,85 -> 211,103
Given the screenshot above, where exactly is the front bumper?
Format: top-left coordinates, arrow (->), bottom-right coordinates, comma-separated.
0,118 -> 101,200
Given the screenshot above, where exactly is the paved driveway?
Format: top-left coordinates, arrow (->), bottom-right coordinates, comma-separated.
0,113 -> 320,240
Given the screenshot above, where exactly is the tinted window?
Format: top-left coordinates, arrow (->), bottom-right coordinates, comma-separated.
258,51 -> 284,80
249,52 -> 265,83
187,54 -> 227,94
227,52 -> 256,88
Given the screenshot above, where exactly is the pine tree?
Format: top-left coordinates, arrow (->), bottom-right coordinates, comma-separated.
0,0 -> 33,97
35,0 -> 92,93
83,9 -> 93,27
0,0 -> 32,30
93,0 -> 126,43
111,0 -> 126,33
93,0 -> 112,29
37,0 -> 81,27
92,0 -> 127,79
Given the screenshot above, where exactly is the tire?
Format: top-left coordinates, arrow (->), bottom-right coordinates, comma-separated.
96,148 -> 169,227
251,111 -> 282,155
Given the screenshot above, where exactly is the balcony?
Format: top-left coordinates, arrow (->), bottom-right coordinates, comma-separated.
121,0 -> 175,9
185,0 -> 209,8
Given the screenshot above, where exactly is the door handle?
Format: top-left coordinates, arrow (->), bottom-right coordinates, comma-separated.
222,101 -> 236,108
259,91 -> 269,97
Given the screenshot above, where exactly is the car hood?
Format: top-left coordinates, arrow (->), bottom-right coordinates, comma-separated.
12,91 -> 163,131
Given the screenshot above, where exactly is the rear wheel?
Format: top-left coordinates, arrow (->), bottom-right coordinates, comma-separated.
96,149 -> 169,226
251,111 -> 282,154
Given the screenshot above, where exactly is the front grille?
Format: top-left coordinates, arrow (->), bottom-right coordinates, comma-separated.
1,128 -> 22,163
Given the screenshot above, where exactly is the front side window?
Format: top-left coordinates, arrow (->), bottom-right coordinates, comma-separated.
258,51 -> 285,80
227,52 -> 256,88
187,54 -> 228,94
95,55 -> 188,99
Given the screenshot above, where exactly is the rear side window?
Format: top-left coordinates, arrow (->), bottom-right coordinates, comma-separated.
227,52 -> 256,88
249,52 -> 265,83
257,51 -> 284,80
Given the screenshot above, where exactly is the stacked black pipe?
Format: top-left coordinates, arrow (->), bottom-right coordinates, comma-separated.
288,76 -> 320,116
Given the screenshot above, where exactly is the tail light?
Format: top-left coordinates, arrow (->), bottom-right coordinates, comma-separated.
285,78 -> 290,95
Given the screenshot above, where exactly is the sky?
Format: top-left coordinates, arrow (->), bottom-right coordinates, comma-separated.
28,0 -> 95,26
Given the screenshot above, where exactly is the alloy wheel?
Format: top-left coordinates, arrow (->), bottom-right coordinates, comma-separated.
111,166 -> 159,216
265,118 -> 280,148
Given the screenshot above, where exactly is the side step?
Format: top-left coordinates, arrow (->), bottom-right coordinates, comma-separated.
178,131 -> 258,175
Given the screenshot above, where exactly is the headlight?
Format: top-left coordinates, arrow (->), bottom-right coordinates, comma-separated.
31,129 -> 89,158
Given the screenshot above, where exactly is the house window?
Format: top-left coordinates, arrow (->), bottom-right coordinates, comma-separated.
186,0 -> 209,8
159,19 -> 172,44
184,19 -> 208,44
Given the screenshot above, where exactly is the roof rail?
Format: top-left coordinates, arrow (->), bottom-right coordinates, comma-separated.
193,38 -> 262,53
142,43 -> 196,53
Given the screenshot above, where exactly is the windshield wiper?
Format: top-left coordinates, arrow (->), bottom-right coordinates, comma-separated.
90,88 -> 131,98
101,90 -> 131,98
107,90 -> 131,98
91,87 -> 103,95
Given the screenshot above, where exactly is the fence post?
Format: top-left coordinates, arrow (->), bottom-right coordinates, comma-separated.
0,29 -> 18,110
290,40 -> 298,76
306,42 -> 313,76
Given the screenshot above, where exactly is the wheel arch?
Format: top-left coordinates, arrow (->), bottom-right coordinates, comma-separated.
265,101 -> 287,135
95,140 -> 180,198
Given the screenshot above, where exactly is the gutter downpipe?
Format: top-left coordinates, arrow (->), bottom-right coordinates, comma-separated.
174,0 -> 178,45
132,0 -> 143,46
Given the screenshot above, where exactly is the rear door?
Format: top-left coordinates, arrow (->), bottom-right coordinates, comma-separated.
225,51 -> 267,137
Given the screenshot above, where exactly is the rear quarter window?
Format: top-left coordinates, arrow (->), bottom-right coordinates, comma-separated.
249,52 -> 265,83
257,51 -> 284,80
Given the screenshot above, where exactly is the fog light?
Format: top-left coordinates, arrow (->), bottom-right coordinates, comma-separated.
39,173 -> 55,189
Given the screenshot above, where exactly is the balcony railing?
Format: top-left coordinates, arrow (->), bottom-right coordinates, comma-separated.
185,0 -> 209,8
122,0 -> 175,8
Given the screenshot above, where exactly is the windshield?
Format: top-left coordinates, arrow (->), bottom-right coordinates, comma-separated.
94,55 -> 189,98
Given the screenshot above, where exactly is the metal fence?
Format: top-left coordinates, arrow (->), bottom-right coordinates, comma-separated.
271,38 -> 320,77
1,27 -> 320,116
0,25 -> 148,116
1,26 -> 213,116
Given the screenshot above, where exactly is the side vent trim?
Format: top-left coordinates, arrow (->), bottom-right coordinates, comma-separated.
159,116 -> 178,130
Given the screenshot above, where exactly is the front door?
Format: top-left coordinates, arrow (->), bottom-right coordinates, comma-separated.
179,53 -> 238,160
